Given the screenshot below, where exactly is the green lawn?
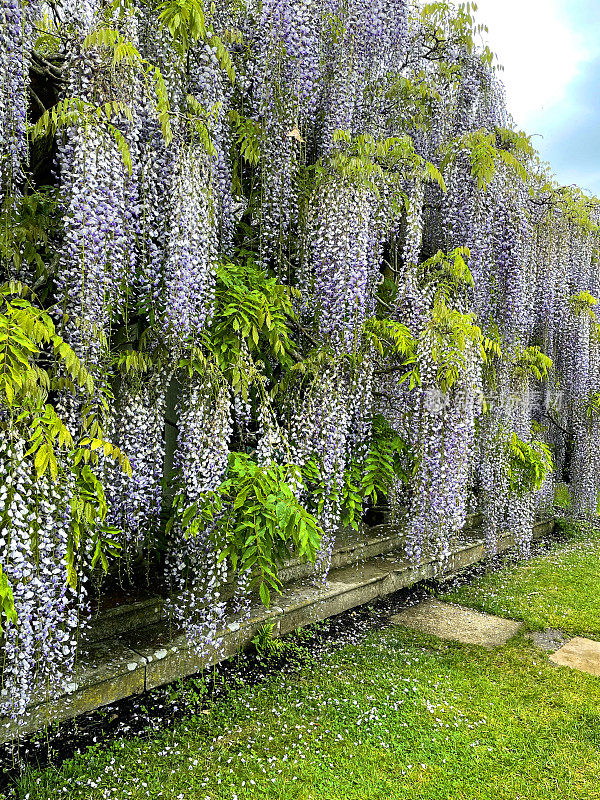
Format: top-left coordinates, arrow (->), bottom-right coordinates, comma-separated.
441,520 -> 600,638
11,520 -> 600,800
12,634 -> 600,798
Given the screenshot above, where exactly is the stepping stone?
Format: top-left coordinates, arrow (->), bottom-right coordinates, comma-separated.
549,637 -> 600,677
390,599 -> 522,646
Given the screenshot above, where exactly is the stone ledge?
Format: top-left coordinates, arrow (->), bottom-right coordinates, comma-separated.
85,595 -> 164,643
5,639 -> 145,741
4,517 -> 554,743
83,513 -> 488,643
82,521 -> 412,643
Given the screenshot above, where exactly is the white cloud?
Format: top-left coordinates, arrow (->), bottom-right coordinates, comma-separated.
472,0 -> 592,128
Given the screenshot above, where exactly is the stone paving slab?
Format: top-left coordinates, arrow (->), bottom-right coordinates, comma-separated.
549,637 -> 600,677
390,599 -> 522,646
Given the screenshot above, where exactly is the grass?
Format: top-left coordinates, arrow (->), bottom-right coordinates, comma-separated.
9,520 -> 600,800
440,520 -> 600,638
10,634 -> 600,798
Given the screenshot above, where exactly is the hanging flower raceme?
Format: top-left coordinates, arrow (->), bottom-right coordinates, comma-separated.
492,189 -> 535,346
165,372 -> 232,656
0,0 -> 33,197
442,156 -> 495,323
0,438 -> 82,720
566,302 -> 600,518
158,146 -> 217,349
137,124 -> 175,312
301,180 -> 379,351
258,111 -> 298,278
406,320 -> 483,565
346,353 -> 375,462
319,0 -> 409,152
255,395 -> 289,466
259,0 -> 321,123
189,43 -> 237,254
288,363 -> 351,577
477,354 -> 553,555
105,372 -> 170,553
56,125 -> 132,364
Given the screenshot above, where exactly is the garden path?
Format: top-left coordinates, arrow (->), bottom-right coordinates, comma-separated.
550,637 -> 600,676
390,599 -> 522,646
392,599 -> 600,677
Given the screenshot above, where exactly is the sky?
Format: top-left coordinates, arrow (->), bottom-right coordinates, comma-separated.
470,0 -> 600,196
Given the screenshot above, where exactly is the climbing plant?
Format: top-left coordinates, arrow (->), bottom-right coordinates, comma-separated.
1,0 -> 600,720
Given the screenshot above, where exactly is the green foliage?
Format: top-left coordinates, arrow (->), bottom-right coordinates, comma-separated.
157,0 -> 235,82
0,282 -> 130,477
31,99 -> 135,174
508,433 -> 553,496
512,345 -> 553,383
164,675 -> 208,710
363,317 -> 418,386
251,620 -> 290,658
423,297 -> 483,393
83,26 -> 173,146
382,2 -> 497,134
324,130 -> 446,201
33,12 -> 62,53
157,0 -> 207,51
494,127 -> 536,160
115,348 -> 156,376
300,414 -> 414,534
569,290 -> 598,318
585,391 -> 600,418
554,483 -> 572,511
228,109 -> 264,167
0,562 -> 18,634
418,246 -> 474,300
251,620 -> 318,661
186,95 -> 219,155
383,75 -> 441,132
0,283 -> 130,597
481,327 -> 504,362
31,24 -> 184,166
363,317 -> 415,361
169,454 -> 323,606
203,254 -> 298,397
0,187 -> 60,278
33,6 -> 237,182
552,186 -> 600,233
442,127 -> 534,191
1,282 -> 91,413
378,247 -> 488,395
69,466 -> 122,585
341,416 -> 414,530
421,2 -> 494,62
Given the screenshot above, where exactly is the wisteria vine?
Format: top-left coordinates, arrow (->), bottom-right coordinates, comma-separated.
1,0 -> 600,726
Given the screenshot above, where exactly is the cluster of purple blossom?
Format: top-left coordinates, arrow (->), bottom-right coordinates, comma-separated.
105,374 -> 170,550
0,0 -> 33,198
3,0 -> 600,725
288,363 -> 354,576
164,375 -> 233,657
0,438 -> 82,719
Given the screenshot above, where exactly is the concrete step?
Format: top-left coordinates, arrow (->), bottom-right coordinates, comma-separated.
84,518 -> 442,643
2,517 -> 554,743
